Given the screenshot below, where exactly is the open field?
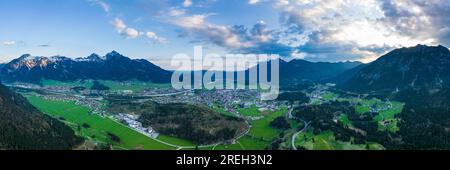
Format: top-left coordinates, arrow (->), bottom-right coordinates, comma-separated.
41,79 -> 171,93
338,114 -> 353,128
100,80 -> 171,92
322,91 -> 338,101
211,104 -> 237,117
355,105 -> 371,114
295,130 -> 384,150
373,102 -> 404,133
157,135 -> 196,147
237,136 -> 270,150
237,104 -> 261,117
41,79 -> 93,88
213,136 -> 270,150
213,142 -> 245,150
248,107 -> 288,141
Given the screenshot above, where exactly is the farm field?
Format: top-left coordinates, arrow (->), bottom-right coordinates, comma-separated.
294,130 -> 384,150
157,135 -> 196,147
373,102 -> 404,133
248,107 -> 288,141
213,142 -> 244,150
355,105 -> 371,114
41,79 -> 94,88
237,136 -> 270,150
322,91 -> 338,101
213,136 -> 269,150
338,114 -> 353,128
100,80 -> 171,92
211,104 -> 237,118
237,104 -> 261,117
41,79 -> 171,92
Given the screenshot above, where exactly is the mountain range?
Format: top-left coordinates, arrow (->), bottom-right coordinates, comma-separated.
0,51 -> 362,87
1,44 -> 450,94
0,51 -> 172,84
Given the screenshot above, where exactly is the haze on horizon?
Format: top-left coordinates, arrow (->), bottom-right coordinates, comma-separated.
1,0 -> 450,70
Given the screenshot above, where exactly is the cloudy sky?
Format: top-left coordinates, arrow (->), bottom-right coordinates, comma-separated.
1,0 -> 449,68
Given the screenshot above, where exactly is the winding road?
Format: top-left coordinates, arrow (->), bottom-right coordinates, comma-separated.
288,106 -> 311,150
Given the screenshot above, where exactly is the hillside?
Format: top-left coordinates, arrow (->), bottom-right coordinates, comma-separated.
329,64 -> 367,85
339,45 -> 450,92
280,59 -> 361,86
0,83 -> 82,149
393,88 -> 450,149
108,100 -> 248,145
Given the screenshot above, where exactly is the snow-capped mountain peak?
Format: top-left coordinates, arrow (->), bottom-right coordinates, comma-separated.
75,53 -> 104,62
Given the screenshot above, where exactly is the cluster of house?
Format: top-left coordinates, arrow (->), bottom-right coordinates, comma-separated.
75,97 -> 108,115
114,113 -> 159,139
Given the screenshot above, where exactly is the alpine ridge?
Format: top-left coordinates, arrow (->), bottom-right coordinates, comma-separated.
0,51 -> 172,84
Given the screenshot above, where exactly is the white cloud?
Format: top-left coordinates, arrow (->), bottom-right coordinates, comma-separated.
112,18 -> 127,32
169,12 -> 287,54
183,0 -> 193,7
2,41 -> 15,46
110,18 -> 167,41
122,28 -> 141,39
269,0 -> 445,62
173,14 -> 208,29
146,32 -> 158,39
248,0 -> 260,5
111,18 -> 139,39
275,0 -> 289,6
91,1 -> 168,44
377,0 -> 450,46
90,0 -> 110,13
171,14 -> 250,48
291,50 -> 306,59
168,8 -> 186,16
146,31 -> 167,44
